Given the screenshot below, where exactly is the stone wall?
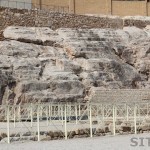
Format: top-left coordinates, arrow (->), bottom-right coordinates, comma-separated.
0,7 -> 123,41
89,88 -> 150,103
112,1 -> 147,16
32,0 -> 69,7
32,0 -> 150,16
2,0 -> 150,16
73,0 -> 111,15
1,7 -> 150,41
0,0 -> 32,9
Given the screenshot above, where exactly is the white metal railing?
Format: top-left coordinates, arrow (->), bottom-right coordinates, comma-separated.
0,102 -> 150,143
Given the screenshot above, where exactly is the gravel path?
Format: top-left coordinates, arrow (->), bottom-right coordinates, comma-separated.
0,133 -> 150,150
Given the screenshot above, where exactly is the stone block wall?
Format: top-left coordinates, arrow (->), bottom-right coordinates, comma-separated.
32,0 -> 150,16
0,7 -> 123,40
112,1 -> 147,16
0,0 -> 32,9
0,7 -> 150,41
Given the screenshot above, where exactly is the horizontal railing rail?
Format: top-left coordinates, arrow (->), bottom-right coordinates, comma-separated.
0,102 -> 150,143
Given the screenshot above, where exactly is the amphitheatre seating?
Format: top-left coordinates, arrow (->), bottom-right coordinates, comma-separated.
89,88 -> 150,103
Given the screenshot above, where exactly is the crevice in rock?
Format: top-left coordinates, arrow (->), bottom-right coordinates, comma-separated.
0,86 -> 6,105
39,64 -> 45,79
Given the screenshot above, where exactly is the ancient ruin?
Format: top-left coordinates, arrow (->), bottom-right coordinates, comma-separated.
0,6 -> 150,144
0,23 -> 149,104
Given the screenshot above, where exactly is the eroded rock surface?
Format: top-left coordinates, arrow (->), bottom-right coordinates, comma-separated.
0,26 -> 149,104
3,27 -> 63,47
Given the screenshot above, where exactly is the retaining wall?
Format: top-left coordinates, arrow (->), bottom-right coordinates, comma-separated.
0,7 -> 150,41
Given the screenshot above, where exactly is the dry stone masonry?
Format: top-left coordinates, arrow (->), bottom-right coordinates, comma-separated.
1,7 -> 150,41
89,88 -> 150,103
0,24 -> 149,104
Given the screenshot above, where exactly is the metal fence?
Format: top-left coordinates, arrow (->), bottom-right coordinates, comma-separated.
0,102 -> 150,144
0,0 -> 69,13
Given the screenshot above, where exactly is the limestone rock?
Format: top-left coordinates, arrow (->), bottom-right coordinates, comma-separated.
49,80 -> 84,95
12,58 -> 41,80
0,40 -> 40,57
3,26 -> 63,47
42,71 -> 79,81
0,26 -> 150,104
56,59 -> 82,73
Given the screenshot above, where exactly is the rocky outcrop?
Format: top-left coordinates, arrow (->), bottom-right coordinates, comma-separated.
1,7 -> 150,41
3,27 -> 63,47
0,26 -> 149,104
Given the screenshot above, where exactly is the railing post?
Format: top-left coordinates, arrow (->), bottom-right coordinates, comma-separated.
37,104 -> 40,141
18,104 -> 21,122
7,105 -> 10,144
96,105 -> 99,118
147,103 -> 149,116
126,104 -> 129,121
64,104 -> 67,140
57,103 -> 60,121
75,103 -> 78,124
102,104 -> 104,123
134,104 -> 137,134
69,103 -> 71,122
79,104 -> 81,116
30,103 -> 33,128
113,105 -> 116,136
61,105 -> 64,125
40,105 -> 42,117
46,105 -> 49,126
115,105 -> 117,122
138,104 -> 140,120
89,104 -> 93,138
14,105 -> 16,128
49,104 -> 51,124
67,103 -> 69,122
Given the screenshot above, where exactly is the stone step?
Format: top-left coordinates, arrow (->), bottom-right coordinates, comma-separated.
3,26 -> 63,47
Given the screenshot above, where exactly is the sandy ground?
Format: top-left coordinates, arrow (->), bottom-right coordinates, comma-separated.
0,133 -> 150,150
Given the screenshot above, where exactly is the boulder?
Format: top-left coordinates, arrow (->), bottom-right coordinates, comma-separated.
49,80 -> 84,95
3,26 -> 63,47
12,58 -> 41,80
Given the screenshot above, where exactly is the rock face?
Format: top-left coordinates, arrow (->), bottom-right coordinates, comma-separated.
3,27 -> 63,47
0,26 -> 150,104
